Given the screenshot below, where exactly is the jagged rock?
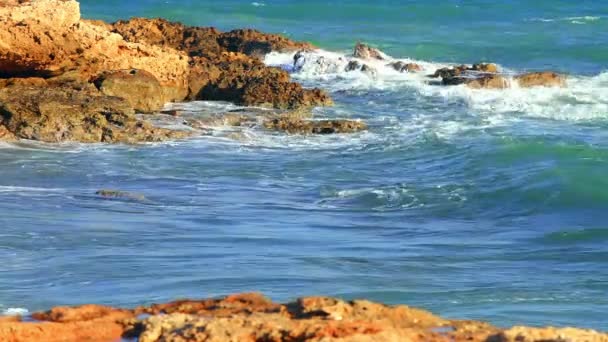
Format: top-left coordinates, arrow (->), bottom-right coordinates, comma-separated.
353,43 -> 386,60
0,86 -> 190,143
217,28 -> 313,58
388,61 -> 422,73
264,117 -> 367,134
93,69 -> 165,113
514,71 -> 566,88
345,60 -> 363,72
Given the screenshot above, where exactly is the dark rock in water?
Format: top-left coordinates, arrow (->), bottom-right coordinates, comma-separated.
93,69 -> 165,113
96,190 -> 147,201
514,71 -> 566,88
388,61 -> 422,73
345,60 -> 363,72
353,42 -> 386,60
263,117 -> 367,134
0,85 -> 190,143
432,63 -> 507,88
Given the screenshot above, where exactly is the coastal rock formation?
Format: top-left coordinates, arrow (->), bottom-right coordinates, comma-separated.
0,85 -> 190,143
0,0 -> 334,143
353,42 -> 387,60
113,17 -> 330,108
264,117 -> 367,134
1,293 -> 606,342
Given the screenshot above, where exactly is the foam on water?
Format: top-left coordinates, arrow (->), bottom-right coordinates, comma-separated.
2,308 -> 29,316
265,49 -> 608,122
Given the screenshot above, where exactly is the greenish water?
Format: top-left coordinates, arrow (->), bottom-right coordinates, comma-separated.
0,0 -> 606,331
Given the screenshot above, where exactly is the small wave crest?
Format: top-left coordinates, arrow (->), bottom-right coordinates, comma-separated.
2,308 -> 28,316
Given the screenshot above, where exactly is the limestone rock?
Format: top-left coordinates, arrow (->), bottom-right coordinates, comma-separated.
0,86 -> 190,143
93,69 -> 166,113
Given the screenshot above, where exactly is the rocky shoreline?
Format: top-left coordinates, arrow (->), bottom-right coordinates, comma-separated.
0,0 -> 567,145
1,293 -> 606,341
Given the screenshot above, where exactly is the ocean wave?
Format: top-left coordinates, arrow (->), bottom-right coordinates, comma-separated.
2,308 -> 28,316
265,50 -> 608,122
527,15 -> 602,24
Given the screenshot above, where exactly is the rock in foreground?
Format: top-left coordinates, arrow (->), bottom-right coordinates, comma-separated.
0,293 -> 606,342
264,117 -> 367,134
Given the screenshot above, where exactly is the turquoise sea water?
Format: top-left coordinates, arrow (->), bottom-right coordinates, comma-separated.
1,0 -> 607,330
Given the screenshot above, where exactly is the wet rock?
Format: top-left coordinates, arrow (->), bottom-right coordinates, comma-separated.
345,60 -> 364,72
1,293 -> 607,342
218,28 -> 313,58
0,86 -> 190,143
264,117 -> 367,134
472,63 -> 498,73
514,71 -> 566,88
93,69 -> 165,113
353,42 -> 386,60
96,190 -> 147,202
465,74 -> 509,89
388,61 -> 423,73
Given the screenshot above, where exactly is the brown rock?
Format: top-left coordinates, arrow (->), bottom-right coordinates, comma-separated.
0,85 -> 190,143
1,293 -> 606,342
388,61 -> 423,73
514,71 -> 566,88
96,190 -> 147,201
472,63 -> 499,73
354,43 -> 386,60
0,0 -> 190,100
93,69 -> 166,113
218,28 -> 313,58
264,117 -> 367,134
466,74 -> 509,89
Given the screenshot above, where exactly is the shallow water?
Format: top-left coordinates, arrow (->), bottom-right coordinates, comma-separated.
1,0 -> 607,330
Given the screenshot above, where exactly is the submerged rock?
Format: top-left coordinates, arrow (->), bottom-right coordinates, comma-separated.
353,42 -> 386,60
514,71 -> 566,88
95,190 -> 147,202
2,293 -> 606,342
264,117 -> 367,134
0,86 -> 190,143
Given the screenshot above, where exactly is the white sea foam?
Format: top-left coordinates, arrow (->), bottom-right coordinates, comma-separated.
2,308 -> 29,316
527,15 -> 602,24
265,49 -> 608,122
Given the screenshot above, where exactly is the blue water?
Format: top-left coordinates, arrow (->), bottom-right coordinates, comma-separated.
1,0 -> 607,331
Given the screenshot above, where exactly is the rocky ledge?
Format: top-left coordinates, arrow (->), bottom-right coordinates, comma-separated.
0,293 -> 605,342
0,0 -> 335,143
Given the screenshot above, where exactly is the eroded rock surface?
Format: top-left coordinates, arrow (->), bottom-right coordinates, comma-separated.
514,71 -> 567,88
353,42 -> 387,60
0,85 -> 190,143
1,293 -> 605,342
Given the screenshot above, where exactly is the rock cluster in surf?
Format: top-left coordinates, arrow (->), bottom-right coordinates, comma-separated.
0,0 -> 336,143
0,293 -> 606,342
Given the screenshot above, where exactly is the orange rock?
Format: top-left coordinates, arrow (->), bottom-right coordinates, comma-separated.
514,71 -> 566,88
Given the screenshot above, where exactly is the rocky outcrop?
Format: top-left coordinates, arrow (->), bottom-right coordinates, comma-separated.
388,61 -> 423,73
514,71 -> 566,88
0,85 -> 190,143
0,0 -> 334,143
264,117 -> 367,134
113,17 -> 330,109
1,293 -> 606,342
353,43 -> 386,60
